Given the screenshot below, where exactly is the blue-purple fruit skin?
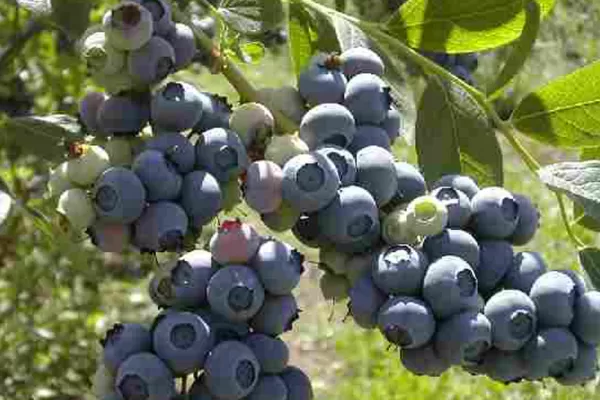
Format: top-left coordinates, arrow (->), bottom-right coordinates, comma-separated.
502,251 -> 547,293
132,149 -> 182,201
318,185 -> 380,254
348,274 -> 386,329
133,0 -> 173,36
166,22 -> 196,70
97,95 -> 150,135
252,239 -> 303,295
476,240 -> 514,295
180,170 -> 222,229
243,333 -> 289,374
347,125 -> 391,154
128,36 -> 175,85
529,271 -> 576,328
281,152 -> 340,213
377,296 -> 436,348
115,352 -> 176,400
151,311 -> 213,375
355,145 -> 398,207
430,187 -> 472,229
434,311 -> 492,366
102,323 -> 152,374
556,269 -> 588,298
555,341 -> 598,386
79,91 -> 106,133
380,107 -> 402,142
344,73 -> 391,125
432,174 -> 480,199
194,307 -> 250,345
298,63 -> 347,106
483,289 -> 537,351
400,343 -> 452,377
206,265 -> 265,322
510,193 -> 540,245
372,245 -> 428,296
478,348 -> 528,383
523,328 -> 579,380
390,162 -> 427,205
151,81 -> 204,132
93,167 -> 147,224
146,132 -> 196,174
246,375 -> 288,400
168,250 -> 216,308
422,229 -> 480,270
340,47 -> 384,79
470,187 -> 520,239
133,201 -> 188,252
299,103 -> 356,149
243,160 -> 284,214
203,340 -> 261,400
195,128 -> 249,183
314,145 -> 356,186
422,255 -> 480,319
280,366 -> 314,400
250,294 -> 299,336
571,291 -> 600,345
194,92 -> 232,132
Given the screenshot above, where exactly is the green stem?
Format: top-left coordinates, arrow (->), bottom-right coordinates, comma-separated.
556,193 -> 586,249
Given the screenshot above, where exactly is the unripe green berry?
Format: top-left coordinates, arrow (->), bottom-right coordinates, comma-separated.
104,138 -> 134,167
65,145 -> 111,186
319,246 -> 350,276
264,134 -> 309,167
103,1 -> 153,51
406,195 -> 448,237
257,86 -> 306,124
320,272 -> 350,301
57,188 -> 96,231
92,70 -> 138,95
382,206 -> 418,245
81,30 -> 126,75
229,102 -> 275,148
48,162 -> 75,198
260,200 -> 301,232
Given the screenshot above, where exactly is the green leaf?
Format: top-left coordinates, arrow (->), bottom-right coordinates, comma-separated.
386,0 -> 554,53
538,161 -> 600,222
0,190 -> 12,227
312,11 -> 341,54
218,0 -> 268,35
486,1 -> 541,99
415,77 -> 503,187
579,247 -> 600,290
17,0 -> 52,15
573,147 -> 600,231
232,41 -> 265,64
0,114 -> 83,163
51,0 -> 92,39
260,0 -> 284,30
288,1 -> 317,78
512,61 -> 600,148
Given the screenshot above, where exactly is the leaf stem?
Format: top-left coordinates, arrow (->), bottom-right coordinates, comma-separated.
556,193 -> 586,249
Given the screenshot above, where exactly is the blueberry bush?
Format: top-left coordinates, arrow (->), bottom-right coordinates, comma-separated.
2,0 -> 600,399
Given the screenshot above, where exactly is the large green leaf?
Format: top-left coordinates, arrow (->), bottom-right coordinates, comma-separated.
51,0 -> 92,38
218,0 -> 283,35
579,247 -> 600,290
574,147 -> 600,232
416,77 -> 503,187
288,1 -> 316,78
512,61 -> 600,148
386,0 -> 554,53
0,114 -> 83,162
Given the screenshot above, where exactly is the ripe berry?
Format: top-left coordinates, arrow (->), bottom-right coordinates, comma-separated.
344,73 -> 391,125
355,145 -> 398,207
132,149 -> 182,201
103,2 -> 154,51
250,294 -> 300,336
209,219 -> 261,265
115,352 -> 176,400
151,81 -> 204,132
93,167 -> 147,224
207,265 -> 265,322
133,201 -> 188,252
252,239 -> 304,295
377,296 -> 436,348
196,128 -> 249,183
101,323 -> 152,374
299,103 -> 356,149
340,47 -> 385,79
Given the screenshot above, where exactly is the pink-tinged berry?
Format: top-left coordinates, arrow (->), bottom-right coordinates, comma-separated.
209,219 -> 262,265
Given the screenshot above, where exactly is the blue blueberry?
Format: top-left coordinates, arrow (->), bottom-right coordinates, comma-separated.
556,269 -> 588,298
347,125 -> 391,154
193,92 -> 232,132
380,107 -> 402,142
167,249 -> 216,308
151,311 -> 213,375
389,162 -> 427,206
128,36 -> 175,85
422,229 -> 480,269
434,311 -> 492,365
523,328 -> 579,380
455,53 -> 479,71
79,91 -> 106,134
431,174 -> 480,199
280,366 -> 314,400
510,193 -> 540,246
132,0 -> 172,36
133,201 -> 188,252
452,65 -> 475,85
243,160 -> 284,214
371,245 -> 428,296
555,341 -> 598,386
246,375 -> 288,400
344,73 -> 391,124
476,240 -> 514,295
145,132 -> 195,174
132,149 -> 182,201
101,323 -> 152,374
243,333 -> 289,374
93,167 -> 147,224
529,271 -> 576,327
502,251 -> 547,293
165,23 -> 196,70
355,145 -> 398,207
314,145 -> 356,186
252,239 -> 304,295
88,221 -> 131,253
299,103 -> 356,149
97,95 -> 150,135
377,296 -> 436,348
196,128 -> 249,182
340,47 -> 384,79
298,58 -> 347,106
115,352 -> 175,400
430,186 -> 471,228
194,307 -> 250,344
399,343 -> 452,377
250,294 -> 299,336
571,291 -> 600,345
422,255 -> 480,319
207,265 -> 265,322
347,274 -> 386,329
470,187 -> 520,239
180,170 -> 222,229
151,81 -> 204,132
484,289 -> 537,351
478,348 -> 527,383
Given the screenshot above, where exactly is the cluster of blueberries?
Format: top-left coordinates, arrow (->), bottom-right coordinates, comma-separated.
94,219 -> 313,400
421,51 -> 479,85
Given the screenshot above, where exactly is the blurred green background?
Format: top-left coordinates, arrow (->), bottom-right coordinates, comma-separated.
1,0 -> 600,399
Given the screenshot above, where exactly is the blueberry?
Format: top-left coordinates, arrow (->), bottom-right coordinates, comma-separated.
340,47 -> 384,79
103,2 -> 153,51
264,134 -> 310,167
280,366 -> 314,400
399,343 -> 452,377
556,269 -> 588,298
434,311 -> 492,366
250,294 -> 299,336
377,296 -> 436,348
571,291 -> 600,345
347,274 -> 386,329
65,145 -> 111,186
422,255 -> 479,319
298,57 -> 347,106
452,65 -> 475,85
256,86 -> 307,125
166,250 -> 216,308
132,0 -> 172,36
484,289 -> 537,351
105,138 -> 134,167
317,185 -> 381,254
196,128 -> 249,182
470,187 -> 520,239
314,145 -> 356,186
344,73 -> 391,125
151,81 -> 204,132
422,229 -> 480,269
431,174 -> 480,199
382,207 -> 418,246
193,92 -> 232,133
523,328 -> 579,380
79,91 -> 107,133
502,251 -> 547,293
166,22 -> 196,70
281,152 -> 340,212
244,375 -> 287,400
292,212 -> 327,249
194,307 -> 250,344
355,145 -> 398,207
209,219 -> 261,265
478,348 -> 527,383
207,265 -> 265,322
132,150 -> 182,201
180,170 -> 222,229
145,132 -> 195,174
81,31 -> 126,77
252,239 -> 304,295
128,36 -> 175,85
299,103 -> 356,149
93,69 -> 138,96
88,221 -> 131,253
101,323 -> 152,374
319,272 -> 350,301
455,53 -> 479,71
347,125 -> 391,154
510,193 -> 540,246
260,201 -> 301,233
555,341 -> 598,386
476,240 -> 514,295
133,201 -> 188,252
529,271 -> 576,327
93,167 -> 146,224
372,245 -> 428,296
115,352 -> 175,400
430,186 -> 471,229
97,95 -> 150,135
229,103 -> 275,149
405,195 -> 449,237
203,340 -> 260,400
243,333 -> 289,374
48,162 -> 74,198
380,107 -> 402,142
151,311 -> 213,375
243,160 -> 284,214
